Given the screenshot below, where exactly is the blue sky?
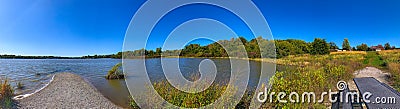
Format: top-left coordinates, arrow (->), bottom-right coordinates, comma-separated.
0,0 -> 399,56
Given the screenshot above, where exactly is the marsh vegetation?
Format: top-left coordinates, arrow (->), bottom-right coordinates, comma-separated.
124,37 -> 399,108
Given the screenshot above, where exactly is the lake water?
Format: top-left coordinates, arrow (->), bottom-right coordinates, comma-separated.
0,58 -> 276,108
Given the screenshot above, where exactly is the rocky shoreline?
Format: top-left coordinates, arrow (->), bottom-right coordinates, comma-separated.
14,73 -> 121,108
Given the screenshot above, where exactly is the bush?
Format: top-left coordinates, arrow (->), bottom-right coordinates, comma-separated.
105,63 -> 124,79
0,79 -> 14,108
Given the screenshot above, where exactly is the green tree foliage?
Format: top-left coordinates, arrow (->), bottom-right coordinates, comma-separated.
180,44 -> 204,57
275,40 -> 296,58
329,42 -> 339,49
385,42 -> 391,50
356,43 -> 368,51
310,38 -> 330,55
156,47 -> 162,56
238,36 -> 248,45
342,38 -> 351,50
119,37 -> 358,59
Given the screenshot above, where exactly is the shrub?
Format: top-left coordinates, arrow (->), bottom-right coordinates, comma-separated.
105,63 -> 124,79
0,79 -> 14,108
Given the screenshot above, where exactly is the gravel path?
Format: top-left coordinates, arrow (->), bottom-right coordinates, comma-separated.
16,73 -> 122,108
348,67 -> 391,91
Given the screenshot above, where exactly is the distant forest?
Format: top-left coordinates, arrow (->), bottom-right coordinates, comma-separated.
121,37 -> 397,59
1,37 -> 397,59
0,54 -> 121,59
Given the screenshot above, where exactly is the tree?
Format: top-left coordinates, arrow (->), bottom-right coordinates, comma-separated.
286,39 -> 310,54
384,43 -> 391,50
275,40 -> 296,58
342,38 -> 351,50
147,50 -> 155,56
329,42 -> 339,49
238,36 -> 248,45
356,43 -> 368,51
156,47 -> 162,55
310,38 -> 330,55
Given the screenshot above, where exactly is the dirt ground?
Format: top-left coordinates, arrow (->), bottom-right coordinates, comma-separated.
347,67 -> 391,91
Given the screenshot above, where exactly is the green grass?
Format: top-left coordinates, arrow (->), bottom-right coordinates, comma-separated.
364,52 -> 387,67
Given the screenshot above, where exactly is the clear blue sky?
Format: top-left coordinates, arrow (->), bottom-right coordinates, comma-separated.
0,0 -> 399,56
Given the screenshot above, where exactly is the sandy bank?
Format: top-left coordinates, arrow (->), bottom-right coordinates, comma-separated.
15,73 -> 121,108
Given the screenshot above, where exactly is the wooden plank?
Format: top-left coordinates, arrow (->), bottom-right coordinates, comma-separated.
353,77 -> 400,108
341,88 -> 353,109
331,94 -> 340,109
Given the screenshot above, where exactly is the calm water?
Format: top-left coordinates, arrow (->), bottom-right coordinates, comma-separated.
0,58 -> 276,108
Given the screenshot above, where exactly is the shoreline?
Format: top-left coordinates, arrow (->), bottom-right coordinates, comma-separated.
15,73 -> 122,108
13,75 -> 56,100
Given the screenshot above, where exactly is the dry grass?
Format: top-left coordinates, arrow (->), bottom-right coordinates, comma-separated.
388,63 -> 400,91
0,79 -> 14,108
330,51 -> 367,55
379,50 -> 400,53
379,50 -> 400,63
378,50 -> 400,91
389,63 -> 400,74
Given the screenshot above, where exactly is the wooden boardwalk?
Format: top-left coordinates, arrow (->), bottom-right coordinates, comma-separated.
353,77 -> 400,108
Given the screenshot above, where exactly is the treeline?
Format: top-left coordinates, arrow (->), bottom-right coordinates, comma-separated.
82,53 -> 122,59
0,55 -> 80,59
124,37 -> 331,58
0,54 -> 122,59
3,37 -> 395,59
123,37 -> 276,58
123,37 -> 397,59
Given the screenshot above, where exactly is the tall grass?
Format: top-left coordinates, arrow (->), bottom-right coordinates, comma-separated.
379,50 -> 400,91
0,79 -> 14,108
261,53 -> 365,108
264,64 -> 350,108
330,51 -> 367,55
106,63 -> 124,79
129,73 -> 243,108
